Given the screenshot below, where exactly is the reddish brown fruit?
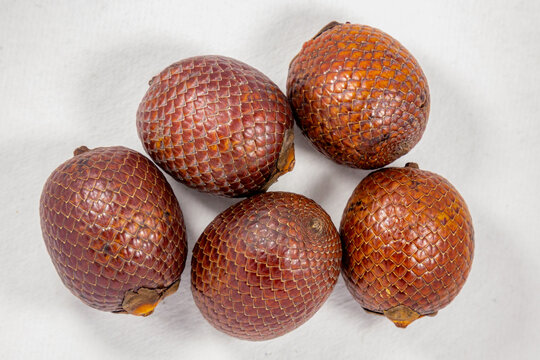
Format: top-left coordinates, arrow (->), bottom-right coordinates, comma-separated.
191,192 -> 341,340
136,55 -> 295,197
287,22 -> 430,169
39,146 -> 188,316
340,163 -> 474,327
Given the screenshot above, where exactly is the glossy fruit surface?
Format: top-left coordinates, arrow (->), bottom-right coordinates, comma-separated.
191,192 -> 341,340
340,163 -> 474,327
137,55 -> 295,197
39,146 -> 188,316
287,22 -> 430,169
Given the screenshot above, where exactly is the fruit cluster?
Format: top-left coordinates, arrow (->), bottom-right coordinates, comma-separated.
40,22 -> 474,339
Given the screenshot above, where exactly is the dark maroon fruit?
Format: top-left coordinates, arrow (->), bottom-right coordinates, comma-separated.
40,146 -> 188,316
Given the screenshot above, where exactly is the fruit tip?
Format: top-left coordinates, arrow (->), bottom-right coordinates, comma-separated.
313,21 -> 343,40
405,162 -> 419,169
73,146 -> 90,156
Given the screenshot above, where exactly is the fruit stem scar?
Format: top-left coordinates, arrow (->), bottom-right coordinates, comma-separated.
73,146 -> 91,156
119,279 -> 180,316
261,128 -> 295,191
405,162 -> 419,169
383,305 -> 423,328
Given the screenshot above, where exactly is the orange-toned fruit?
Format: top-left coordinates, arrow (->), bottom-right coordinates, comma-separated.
137,55 -> 295,197
287,22 -> 430,169
340,163 -> 474,327
39,146 -> 188,316
191,192 -> 341,340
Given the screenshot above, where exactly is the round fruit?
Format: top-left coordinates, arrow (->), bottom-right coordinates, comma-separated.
39,146 -> 188,316
191,192 -> 341,340
287,22 -> 430,169
340,163 -> 474,327
136,55 -> 295,197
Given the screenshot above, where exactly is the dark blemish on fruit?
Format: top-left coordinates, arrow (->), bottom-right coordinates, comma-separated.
76,157 -> 89,168
103,244 -> 112,255
164,211 -> 172,226
347,200 -> 364,213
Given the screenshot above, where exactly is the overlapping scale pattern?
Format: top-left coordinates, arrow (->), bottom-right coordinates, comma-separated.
340,165 -> 474,323
137,55 -> 294,197
40,146 -> 187,313
191,192 -> 341,340
287,22 -> 430,169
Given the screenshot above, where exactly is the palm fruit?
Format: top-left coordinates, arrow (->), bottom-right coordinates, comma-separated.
340,163 -> 474,327
191,192 -> 341,340
39,146 -> 188,316
287,22 -> 430,169
136,55 -> 295,197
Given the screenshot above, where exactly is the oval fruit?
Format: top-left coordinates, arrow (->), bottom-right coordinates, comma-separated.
39,146 -> 188,316
191,192 -> 341,340
340,163 -> 474,327
287,22 -> 430,169
137,55 -> 295,197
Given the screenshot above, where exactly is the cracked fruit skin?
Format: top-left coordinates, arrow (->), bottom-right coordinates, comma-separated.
137,55 -> 295,198
39,146 -> 188,316
287,22 -> 430,169
191,192 -> 342,340
340,163 -> 474,327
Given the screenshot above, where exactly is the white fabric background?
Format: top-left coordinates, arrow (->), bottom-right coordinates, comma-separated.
1,1 -> 538,359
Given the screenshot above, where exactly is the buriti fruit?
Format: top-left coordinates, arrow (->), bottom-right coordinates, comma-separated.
287,22 -> 430,169
136,55 -> 295,198
191,192 -> 341,340
340,163 -> 474,327
39,146 -> 188,316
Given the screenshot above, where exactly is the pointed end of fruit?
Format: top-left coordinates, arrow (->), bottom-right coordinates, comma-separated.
383,305 -> 422,328
73,146 -> 90,156
148,74 -> 160,86
405,162 -> 419,169
120,279 -> 180,317
390,320 -> 414,328
313,21 -> 343,39
130,301 -> 159,317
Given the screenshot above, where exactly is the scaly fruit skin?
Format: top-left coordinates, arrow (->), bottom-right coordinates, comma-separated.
39,146 -> 188,315
137,55 -> 295,198
191,192 -> 341,340
340,163 -> 474,327
287,22 -> 430,169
